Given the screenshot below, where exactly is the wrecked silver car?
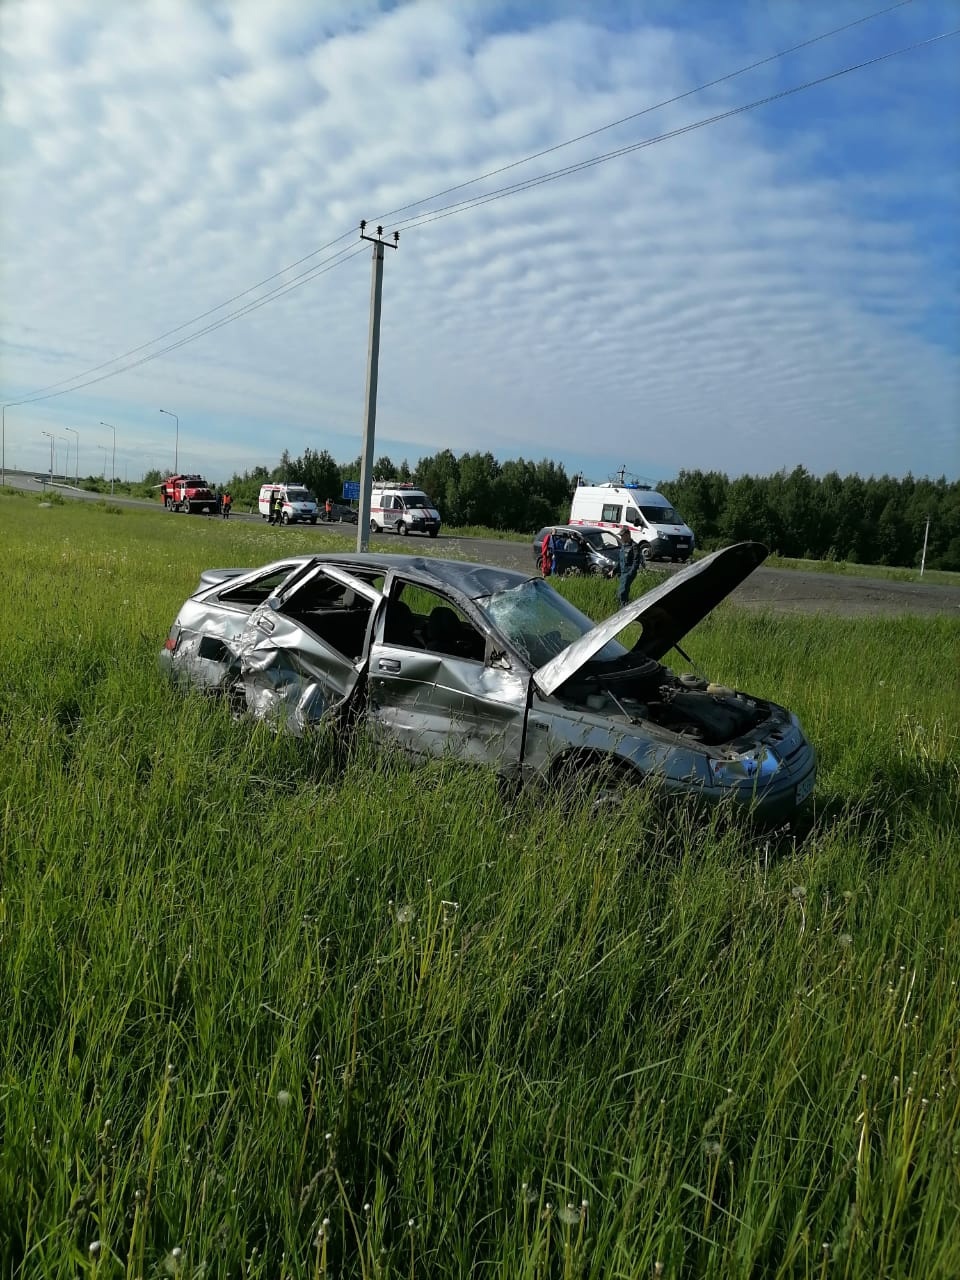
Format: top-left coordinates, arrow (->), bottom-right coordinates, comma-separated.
160,542 -> 815,820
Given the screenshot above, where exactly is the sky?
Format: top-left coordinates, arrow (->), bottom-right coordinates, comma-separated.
1,0 -> 958,488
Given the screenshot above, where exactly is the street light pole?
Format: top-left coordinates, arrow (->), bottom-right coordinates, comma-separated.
64,426 -> 79,486
97,444 -> 109,480
40,430 -> 55,483
160,409 -> 179,474
1,404 -> 7,486
100,422 -> 117,495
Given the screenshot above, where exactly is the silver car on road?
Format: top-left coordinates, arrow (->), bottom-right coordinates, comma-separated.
160,542 -> 815,820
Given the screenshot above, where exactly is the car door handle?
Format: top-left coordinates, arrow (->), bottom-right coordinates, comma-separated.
378,658 -> 401,673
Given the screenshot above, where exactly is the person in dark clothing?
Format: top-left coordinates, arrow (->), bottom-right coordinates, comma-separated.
271,491 -> 284,525
617,529 -> 641,607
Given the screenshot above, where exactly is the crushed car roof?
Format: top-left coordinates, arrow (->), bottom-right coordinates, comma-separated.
198,554 -> 535,602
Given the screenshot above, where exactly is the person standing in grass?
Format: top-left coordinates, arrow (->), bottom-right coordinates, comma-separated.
617,528 -> 641,607
222,492 -> 232,519
272,490 -> 284,525
540,530 -> 555,577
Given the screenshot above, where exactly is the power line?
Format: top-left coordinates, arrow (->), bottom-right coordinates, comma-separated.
372,0 -> 917,226
388,28 -> 959,234
10,243 -> 368,407
8,228 -> 358,404
2,0 -> 918,410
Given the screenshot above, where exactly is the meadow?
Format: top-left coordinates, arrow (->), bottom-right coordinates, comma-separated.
1,493 -> 958,1279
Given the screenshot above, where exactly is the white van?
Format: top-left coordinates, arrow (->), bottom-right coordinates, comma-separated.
258,483 -> 319,525
369,482 -> 441,537
569,481 -> 695,561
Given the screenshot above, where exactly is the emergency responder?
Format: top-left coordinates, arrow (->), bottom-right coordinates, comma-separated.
618,528 -> 641,607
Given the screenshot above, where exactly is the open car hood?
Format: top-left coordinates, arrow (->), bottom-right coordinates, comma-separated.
534,541 -> 768,697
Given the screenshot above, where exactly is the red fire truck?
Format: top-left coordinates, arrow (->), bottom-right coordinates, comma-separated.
159,474 -> 217,514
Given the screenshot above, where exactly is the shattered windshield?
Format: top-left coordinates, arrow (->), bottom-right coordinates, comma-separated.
478,579 -> 627,670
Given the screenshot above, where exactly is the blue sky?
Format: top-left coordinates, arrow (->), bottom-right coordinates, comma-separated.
1,0 -> 957,487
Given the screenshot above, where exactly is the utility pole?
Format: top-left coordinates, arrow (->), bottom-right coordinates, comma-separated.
357,222 -> 399,553
920,514 -> 930,577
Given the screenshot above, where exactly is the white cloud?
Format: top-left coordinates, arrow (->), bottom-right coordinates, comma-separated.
1,0 -> 957,485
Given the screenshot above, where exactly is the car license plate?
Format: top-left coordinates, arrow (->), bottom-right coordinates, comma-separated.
796,773 -> 815,805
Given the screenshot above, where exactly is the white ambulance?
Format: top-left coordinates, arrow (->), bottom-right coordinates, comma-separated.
369,482 -> 441,537
569,480 -> 695,562
258,483 -> 319,524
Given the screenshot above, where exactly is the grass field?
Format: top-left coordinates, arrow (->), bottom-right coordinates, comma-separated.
2,496 -> 959,1279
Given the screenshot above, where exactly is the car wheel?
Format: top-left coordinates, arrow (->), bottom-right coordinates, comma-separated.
428,528 -> 439,539
550,751 -> 638,811
310,517 -> 317,525
398,521 -> 408,536
370,519 -> 378,534
281,514 -> 290,526
565,565 -> 584,577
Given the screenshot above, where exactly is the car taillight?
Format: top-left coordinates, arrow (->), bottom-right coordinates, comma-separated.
164,625 -> 181,653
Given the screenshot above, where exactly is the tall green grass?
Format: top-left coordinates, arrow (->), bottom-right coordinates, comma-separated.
1,498 -> 958,1278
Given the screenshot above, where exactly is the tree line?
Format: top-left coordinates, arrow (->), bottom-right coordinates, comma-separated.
143,450 -> 959,571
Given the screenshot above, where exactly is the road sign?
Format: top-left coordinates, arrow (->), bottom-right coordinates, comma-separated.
342,480 -> 360,501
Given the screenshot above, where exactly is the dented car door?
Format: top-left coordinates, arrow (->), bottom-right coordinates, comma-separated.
238,565 -> 381,734
365,574 -> 529,773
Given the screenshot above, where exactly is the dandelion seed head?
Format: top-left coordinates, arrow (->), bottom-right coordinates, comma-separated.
839,934 -> 853,948
88,1241 -> 101,1257
276,1090 -> 292,1108
703,1139 -> 722,1157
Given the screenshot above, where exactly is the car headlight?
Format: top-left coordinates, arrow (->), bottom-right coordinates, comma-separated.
709,746 -> 781,786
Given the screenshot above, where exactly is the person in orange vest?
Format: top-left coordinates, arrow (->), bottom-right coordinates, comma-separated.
324,497 -> 333,522
222,492 -> 232,519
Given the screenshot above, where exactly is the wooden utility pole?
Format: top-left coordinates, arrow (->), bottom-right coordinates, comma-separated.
357,222 -> 398,552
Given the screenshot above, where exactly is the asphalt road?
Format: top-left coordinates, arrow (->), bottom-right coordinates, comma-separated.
8,472 -> 959,618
